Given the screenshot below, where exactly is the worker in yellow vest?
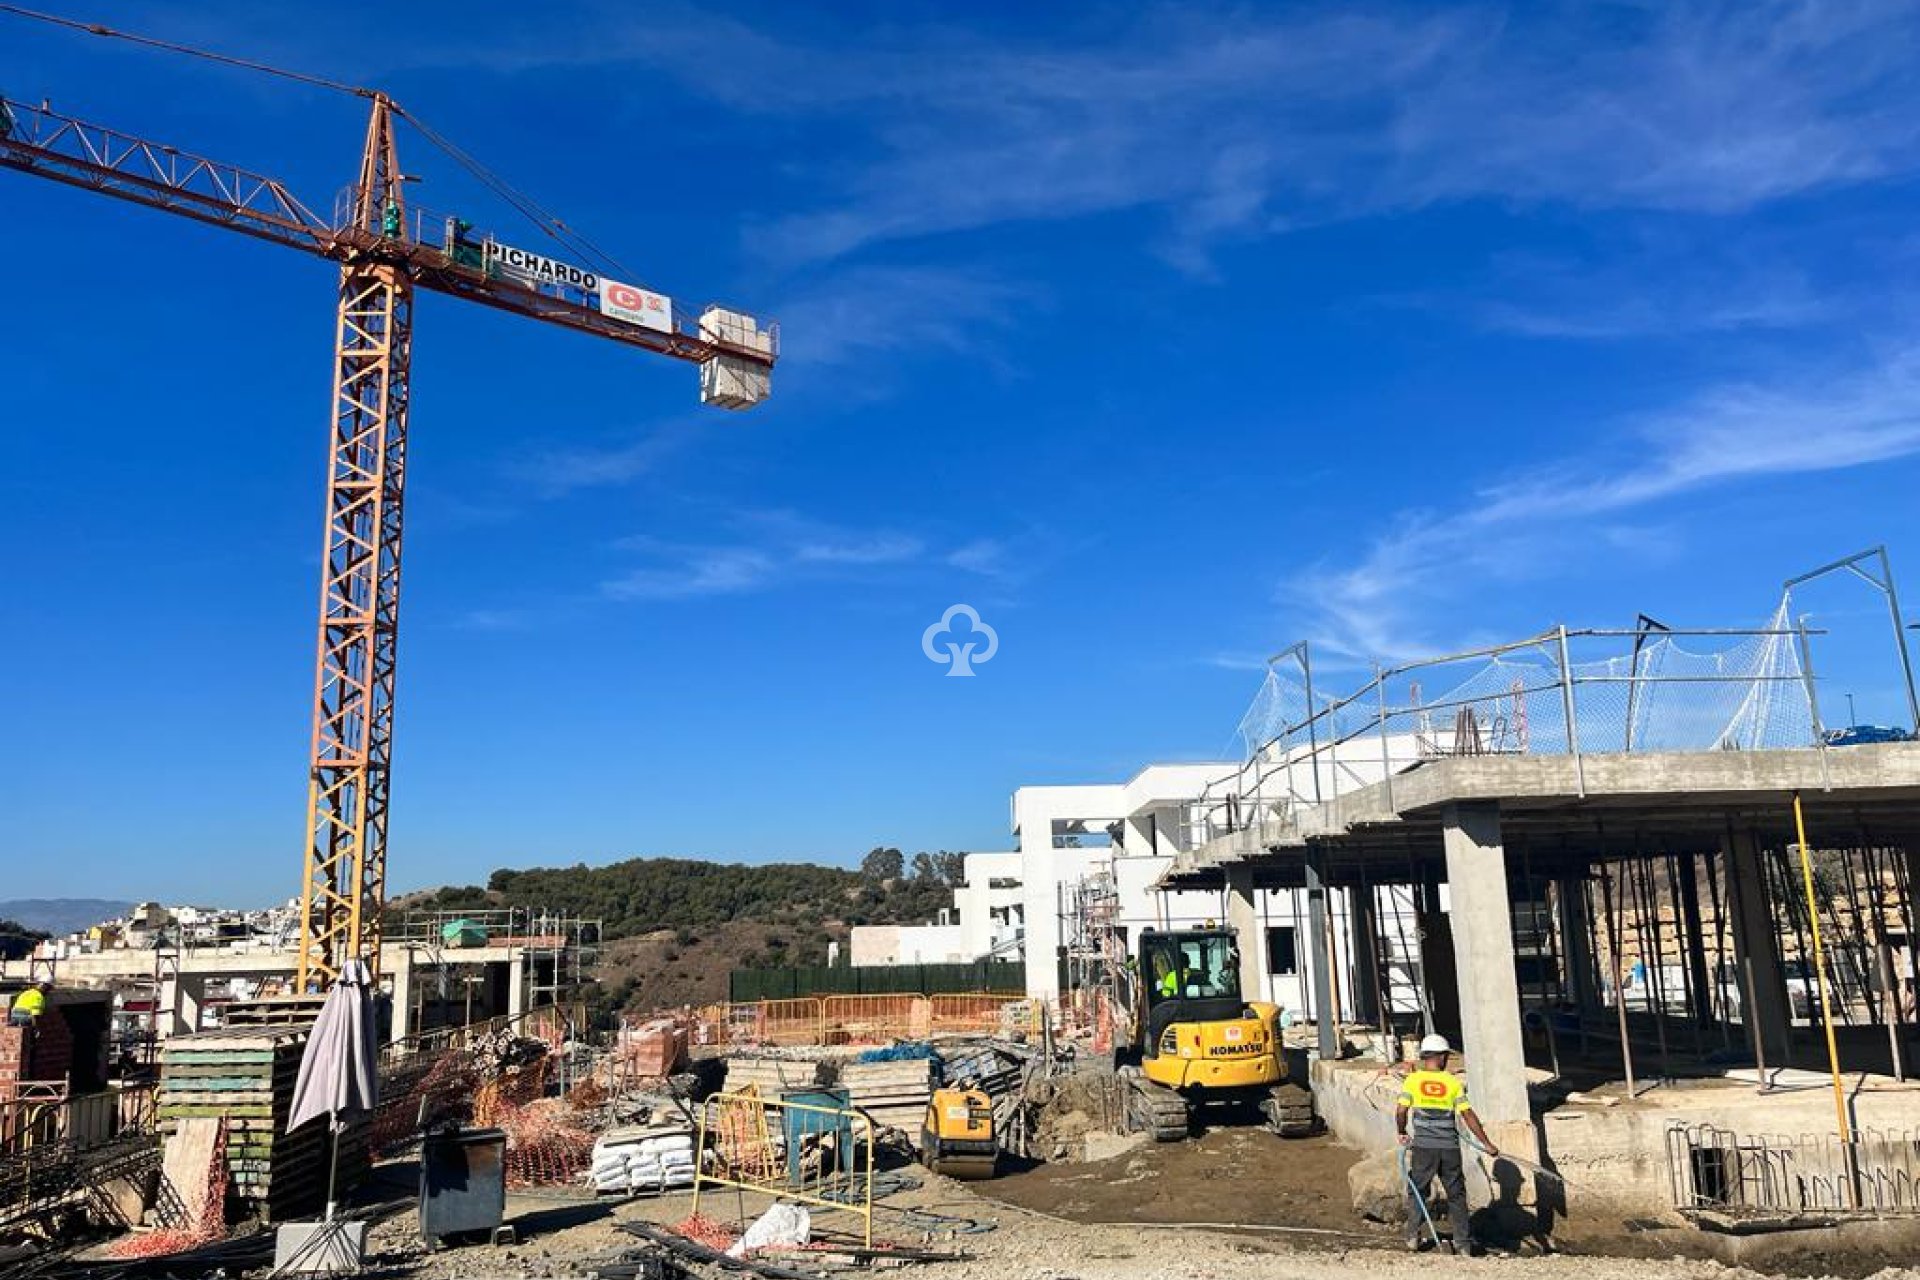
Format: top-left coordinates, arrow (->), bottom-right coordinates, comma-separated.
8,981 -> 50,1027
1396,1033 -> 1499,1255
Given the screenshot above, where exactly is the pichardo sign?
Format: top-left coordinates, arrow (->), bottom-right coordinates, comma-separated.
486,240 -> 599,292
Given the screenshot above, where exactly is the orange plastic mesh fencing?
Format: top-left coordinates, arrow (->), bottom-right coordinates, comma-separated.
1093,992 -> 1113,1056
473,1056 -> 551,1128
673,1213 -> 739,1252
821,995 -> 928,1045
495,1095 -> 596,1187
708,1087 -> 781,1182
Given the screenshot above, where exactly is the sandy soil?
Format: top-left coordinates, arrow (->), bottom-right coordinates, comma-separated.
359,1141 -> 1920,1280
979,1127 -> 1377,1241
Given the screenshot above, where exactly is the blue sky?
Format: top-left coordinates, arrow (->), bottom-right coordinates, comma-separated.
4,1 -> 1918,905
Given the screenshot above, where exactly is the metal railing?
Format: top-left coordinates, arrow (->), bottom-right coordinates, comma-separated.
0,1083 -> 155,1158
1191,621 -> 1831,845
1667,1122 -> 1920,1216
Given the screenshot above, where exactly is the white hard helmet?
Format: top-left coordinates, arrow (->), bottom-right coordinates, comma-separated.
1418,1033 -> 1452,1056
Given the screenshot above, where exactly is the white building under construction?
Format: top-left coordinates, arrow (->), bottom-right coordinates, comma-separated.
854,757 -> 1427,1022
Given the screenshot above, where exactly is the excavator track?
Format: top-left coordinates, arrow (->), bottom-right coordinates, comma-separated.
1123,1073 -> 1192,1143
1263,1081 -> 1320,1138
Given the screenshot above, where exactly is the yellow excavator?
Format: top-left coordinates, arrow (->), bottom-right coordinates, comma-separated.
1124,926 -> 1316,1142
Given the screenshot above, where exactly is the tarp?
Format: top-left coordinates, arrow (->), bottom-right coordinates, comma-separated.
288,958 -> 379,1134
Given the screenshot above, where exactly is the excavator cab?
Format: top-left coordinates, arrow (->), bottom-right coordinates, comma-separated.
1126,927 -> 1316,1141
1141,928 -> 1246,1051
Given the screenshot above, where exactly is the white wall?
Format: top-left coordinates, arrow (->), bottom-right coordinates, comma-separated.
1012,782 -> 1127,1000
848,923 -> 968,966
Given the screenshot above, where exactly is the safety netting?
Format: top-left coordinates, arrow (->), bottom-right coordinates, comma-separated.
1236,601 -> 1815,767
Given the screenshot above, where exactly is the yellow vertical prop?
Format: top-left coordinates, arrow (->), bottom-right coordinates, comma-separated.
1792,791 -> 1855,1206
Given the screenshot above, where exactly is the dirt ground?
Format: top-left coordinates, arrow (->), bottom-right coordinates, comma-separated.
356,1140 -> 1920,1280
980,1127 -> 1379,1241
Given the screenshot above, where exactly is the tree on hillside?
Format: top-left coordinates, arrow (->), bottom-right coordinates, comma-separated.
0,919 -> 48,962
860,847 -> 905,882
931,851 -> 966,885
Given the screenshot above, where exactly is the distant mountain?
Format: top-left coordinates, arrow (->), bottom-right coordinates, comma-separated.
0,898 -> 131,936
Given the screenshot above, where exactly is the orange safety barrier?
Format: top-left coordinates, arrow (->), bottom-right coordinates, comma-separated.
927,992 -> 1031,1037
690,991 -> 1037,1048
718,998 -> 824,1047
821,994 -> 929,1045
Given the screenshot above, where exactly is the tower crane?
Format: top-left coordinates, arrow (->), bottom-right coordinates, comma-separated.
0,52 -> 776,990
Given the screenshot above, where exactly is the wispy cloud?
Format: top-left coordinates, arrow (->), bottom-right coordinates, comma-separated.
775,265 -> 1031,370
1293,340 -> 1920,659
599,511 -> 1004,602
1460,235 -> 1836,340
602,545 -> 780,601
506,419 -> 702,498
469,2 -> 1920,271
946,539 -> 1009,577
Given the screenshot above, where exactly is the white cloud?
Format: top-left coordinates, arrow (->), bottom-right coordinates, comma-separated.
507,419 -> 700,497
1458,235 -> 1836,340
543,2 -> 1920,269
774,265 -> 1030,369
598,512 -> 1012,602
602,546 -> 778,601
946,538 -> 1010,576
1293,340 -> 1920,659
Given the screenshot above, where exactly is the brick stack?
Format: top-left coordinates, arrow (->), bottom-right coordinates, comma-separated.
621,1017 -> 689,1079
158,1026 -> 367,1224
0,1007 -> 76,1101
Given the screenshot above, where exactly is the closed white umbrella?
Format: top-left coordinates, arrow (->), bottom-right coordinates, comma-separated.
287,958 -> 379,1222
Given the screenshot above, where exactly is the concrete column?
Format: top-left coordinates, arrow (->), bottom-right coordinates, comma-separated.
1555,872 -> 1597,1013
507,951 -> 527,1019
1225,864 -> 1266,1005
1349,887 -> 1382,1027
162,974 -> 208,1037
1306,847 -> 1337,1060
388,947 -> 414,1043
1724,829 -> 1791,1064
1441,802 -> 1529,1128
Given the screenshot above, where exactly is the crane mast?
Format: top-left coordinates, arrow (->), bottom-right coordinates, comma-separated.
0,82 -> 776,991
300,95 -> 411,989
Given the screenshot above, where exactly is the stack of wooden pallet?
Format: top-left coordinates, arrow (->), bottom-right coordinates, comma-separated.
837,1057 -> 933,1142
157,1026 -> 367,1224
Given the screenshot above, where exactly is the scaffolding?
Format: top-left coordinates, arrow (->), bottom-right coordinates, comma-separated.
1057,868 -> 1130,1051
390,907 -> 601,1036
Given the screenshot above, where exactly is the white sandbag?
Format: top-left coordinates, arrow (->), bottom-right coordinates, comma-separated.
727,1203 -> 810,1257
640,1135 -> 694,1154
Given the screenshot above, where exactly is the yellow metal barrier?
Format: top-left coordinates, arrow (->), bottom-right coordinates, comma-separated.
693,1089 -> 874,1245
821,994 -> 929,1044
